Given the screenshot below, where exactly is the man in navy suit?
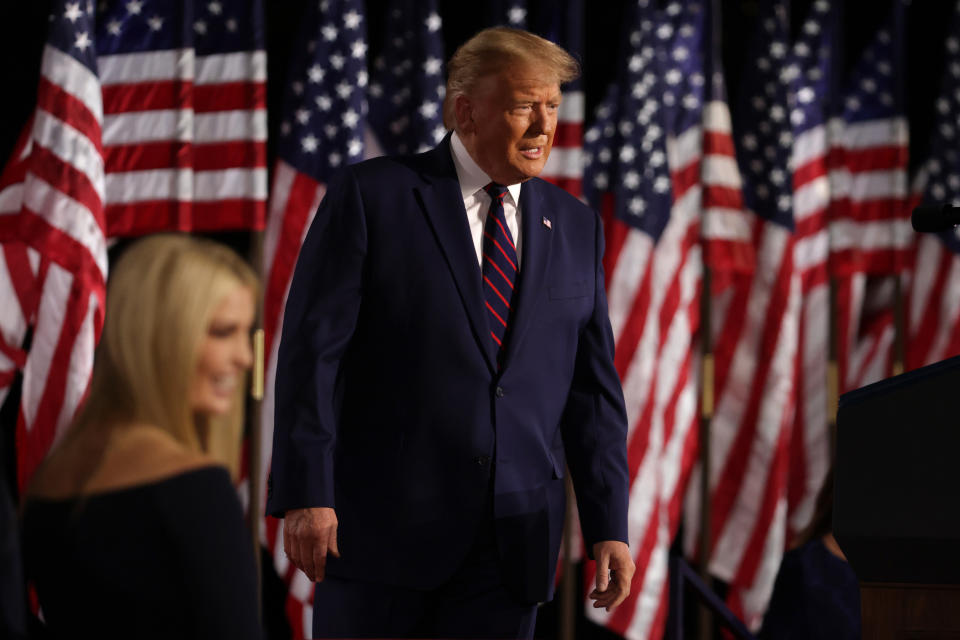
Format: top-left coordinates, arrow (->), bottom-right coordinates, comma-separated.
267,26 -> 634,638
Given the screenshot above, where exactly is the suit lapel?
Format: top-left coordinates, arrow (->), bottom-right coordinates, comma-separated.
501,179 -> 552,370
414,140 -> 498,373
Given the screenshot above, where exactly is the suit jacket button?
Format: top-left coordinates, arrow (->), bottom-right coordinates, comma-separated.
495,386 -> 504,398
474,456 -> 491,467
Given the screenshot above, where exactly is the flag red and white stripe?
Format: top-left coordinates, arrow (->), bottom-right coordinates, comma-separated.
98,47 -> 267,235
907,229 -> 960,369
701,96 -> 753,278
0,125 -> 38,409
827,118 -> 910,275
840,272 -> 898,390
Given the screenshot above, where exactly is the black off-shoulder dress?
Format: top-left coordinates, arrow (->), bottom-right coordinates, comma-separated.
22,466 -> 263,640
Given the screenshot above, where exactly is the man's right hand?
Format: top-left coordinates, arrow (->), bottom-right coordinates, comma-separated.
283,507 -> 340,582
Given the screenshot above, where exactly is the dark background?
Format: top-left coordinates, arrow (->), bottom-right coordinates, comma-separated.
0,1 -> 955,638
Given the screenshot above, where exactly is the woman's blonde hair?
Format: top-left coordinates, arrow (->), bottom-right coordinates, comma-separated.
74,234 -> 258,475
442,26 -> 581,129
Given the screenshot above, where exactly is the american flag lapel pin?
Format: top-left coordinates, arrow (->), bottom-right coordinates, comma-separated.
542,216 -> 552,230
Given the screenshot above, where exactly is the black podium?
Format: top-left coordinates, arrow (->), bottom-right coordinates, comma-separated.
835,355 -> 960,638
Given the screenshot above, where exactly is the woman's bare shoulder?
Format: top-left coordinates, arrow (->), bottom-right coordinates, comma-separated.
27,424 -> 220,500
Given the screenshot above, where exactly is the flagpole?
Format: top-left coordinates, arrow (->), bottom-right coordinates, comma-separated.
696,2 -> 722,636
890,0 -> 906,382
698,259 -> 714,640
248,229 -> 266,606
828,277 -> 839,459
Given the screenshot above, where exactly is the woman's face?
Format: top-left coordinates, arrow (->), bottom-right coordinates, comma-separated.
190,285 -> 255,416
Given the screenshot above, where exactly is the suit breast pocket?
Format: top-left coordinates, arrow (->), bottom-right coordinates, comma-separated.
548,280 -> 590,300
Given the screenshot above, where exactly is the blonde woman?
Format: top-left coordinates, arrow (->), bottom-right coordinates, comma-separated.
22,235 -> 262,640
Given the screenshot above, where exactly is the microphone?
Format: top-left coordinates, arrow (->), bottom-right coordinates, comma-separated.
912,203 -> 960,232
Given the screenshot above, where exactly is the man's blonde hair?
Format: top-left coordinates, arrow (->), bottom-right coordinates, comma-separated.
74,234 -> 258,476
442,26 -> 580,129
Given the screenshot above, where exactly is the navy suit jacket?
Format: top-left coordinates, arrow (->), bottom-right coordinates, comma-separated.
266,136 -> 629,603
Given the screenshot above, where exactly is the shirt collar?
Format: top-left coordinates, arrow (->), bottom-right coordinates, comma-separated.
450,131 -> 522,206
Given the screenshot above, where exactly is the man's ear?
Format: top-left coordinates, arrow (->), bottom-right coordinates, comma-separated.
454,94 -> 474,134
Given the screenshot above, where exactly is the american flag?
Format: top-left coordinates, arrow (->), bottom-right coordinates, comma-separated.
366,0 -> 446,157
827,0 -> 909,278
0,0 -> 268,492
96,0 -> 267,235
684,0 -> 803,629
791,0 -> 909,541
0,0 -> 109,491
782,0 -> 838,557
491,0 -> 585,199
258,1 -> 367,637
907,0 -> 960,370
829,0 -> 907,416
582,0 -> 706,636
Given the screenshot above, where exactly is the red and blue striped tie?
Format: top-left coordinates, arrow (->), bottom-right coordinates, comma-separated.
481,182 -> 518,365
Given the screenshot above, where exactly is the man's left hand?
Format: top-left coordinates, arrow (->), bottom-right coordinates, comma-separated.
589,540 -> 635,611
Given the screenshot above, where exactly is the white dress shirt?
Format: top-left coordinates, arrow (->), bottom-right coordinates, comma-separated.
449,132 -> 523,268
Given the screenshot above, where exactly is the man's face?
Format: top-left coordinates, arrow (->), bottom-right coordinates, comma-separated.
457,64 -> 562,185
